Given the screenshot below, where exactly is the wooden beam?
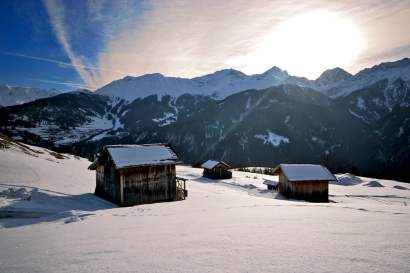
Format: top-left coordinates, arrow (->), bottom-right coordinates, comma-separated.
120,174 -> 124,205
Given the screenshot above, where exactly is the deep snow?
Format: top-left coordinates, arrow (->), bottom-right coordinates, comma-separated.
0,140 -> 409,273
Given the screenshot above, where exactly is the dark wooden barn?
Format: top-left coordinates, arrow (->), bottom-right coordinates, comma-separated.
273,164 -> 336,202
201,160 -> 232,179
88,144 -> 186,206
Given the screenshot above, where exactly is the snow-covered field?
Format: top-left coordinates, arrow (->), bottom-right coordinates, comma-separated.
0,138 -> 409,273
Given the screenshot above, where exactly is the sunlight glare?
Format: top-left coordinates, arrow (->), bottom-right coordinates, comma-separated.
230,10 -> 365,79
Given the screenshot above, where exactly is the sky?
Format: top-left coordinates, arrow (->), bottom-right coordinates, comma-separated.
0,0 -> 409,92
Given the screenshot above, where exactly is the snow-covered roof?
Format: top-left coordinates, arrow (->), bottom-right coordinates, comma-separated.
104,144 -> 178,169
273,164 -> 337,182
201,160 -> 231,169
263,180 -> 278,186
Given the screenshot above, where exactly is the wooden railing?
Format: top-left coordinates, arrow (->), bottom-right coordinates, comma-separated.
175,176 -> 187,200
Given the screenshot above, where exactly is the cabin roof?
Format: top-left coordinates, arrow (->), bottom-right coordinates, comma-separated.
201,160 -> 231,169
90,144 -> 178,170
273,164 -> 337,182
263,180 -> 278,186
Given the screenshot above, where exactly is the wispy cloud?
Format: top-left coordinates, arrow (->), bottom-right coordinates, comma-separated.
86,0 -> 107,22
0,50 -> 125,75
43,0 -> 100,88
97,0 -> 294,83
96,0 -> 410,82
26,78 -> 90,90
0,50 -> 75,67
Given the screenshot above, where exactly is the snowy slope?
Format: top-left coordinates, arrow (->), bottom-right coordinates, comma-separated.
0,135 -> 111,210
0,138 -> 409,273
0,84 -> 61,106
0,91 -> 127,146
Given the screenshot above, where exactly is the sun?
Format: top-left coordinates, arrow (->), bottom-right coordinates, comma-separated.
233,10 -> 365,79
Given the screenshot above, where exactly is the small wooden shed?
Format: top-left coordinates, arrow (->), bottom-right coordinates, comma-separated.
88,144 -> 186,206
273,164 -> 336,202
201,160 -> 232,179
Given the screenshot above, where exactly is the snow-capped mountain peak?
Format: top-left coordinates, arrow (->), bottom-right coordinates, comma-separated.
209,68 -> 246,77
314,58 -> 410,98
193,68 -> 247,83
261,66 -> 288,76
316,67 -> 352,86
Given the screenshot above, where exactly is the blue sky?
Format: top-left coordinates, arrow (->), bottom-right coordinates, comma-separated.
0,0 -> 146,91
1,0 -> 409,92
0,0 -> 88,91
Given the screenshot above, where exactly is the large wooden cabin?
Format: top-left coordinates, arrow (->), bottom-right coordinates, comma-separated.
88,144 -> 186,206
273,164 -> 336,202
201,160 -> 232,179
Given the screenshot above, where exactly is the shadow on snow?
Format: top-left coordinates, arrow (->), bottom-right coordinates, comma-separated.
0,183 -> 115,228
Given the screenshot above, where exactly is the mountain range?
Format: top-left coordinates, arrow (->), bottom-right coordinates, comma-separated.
0,85 -> 61,107
0,58 -> 409,182
96,58 -> 410,100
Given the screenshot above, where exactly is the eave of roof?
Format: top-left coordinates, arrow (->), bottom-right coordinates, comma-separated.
273,164 -> 337,182
89,143 -> 179,170
201,160 -> 231,169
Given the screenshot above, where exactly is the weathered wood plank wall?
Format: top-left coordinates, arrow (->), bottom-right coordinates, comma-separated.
278,173 -> 328,202
121,164 -> 176,206
94,160 -> 121,204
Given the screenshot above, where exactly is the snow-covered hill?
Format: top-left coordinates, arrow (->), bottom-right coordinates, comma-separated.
0,84 -> 61,106
0,137 -> 409,273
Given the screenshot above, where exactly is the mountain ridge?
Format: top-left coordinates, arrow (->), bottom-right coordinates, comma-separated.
2,58 -> 409,106
95,58 -> 410,101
